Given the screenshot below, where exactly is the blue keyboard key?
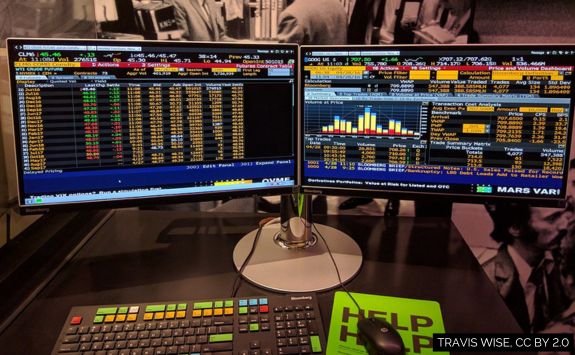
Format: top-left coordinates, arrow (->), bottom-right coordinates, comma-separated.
259,298 -> 268,305
239,299 -> 248,307
249,299 -> 258,306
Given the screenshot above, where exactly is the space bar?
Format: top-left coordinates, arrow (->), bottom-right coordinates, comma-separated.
201,342 -> 233,352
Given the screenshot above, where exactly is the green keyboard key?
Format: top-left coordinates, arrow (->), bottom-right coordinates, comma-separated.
167,304 -> 177,311
310,335 -> 322,353
224,300 -> 234,307
193,302 -> 213,310
209,333 -> 233,343
177,303 -> 187,311
249,323 -> 259,332
239,307 -> 248,315
117,307 -> 129,314
145,305 -> 166,313
96,307 -> 117,315
93,315 -> 104,324
214,301 -> 224,308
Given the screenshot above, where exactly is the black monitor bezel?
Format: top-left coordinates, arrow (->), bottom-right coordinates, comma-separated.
7,38 -> 299,214
299,44 -> 575,207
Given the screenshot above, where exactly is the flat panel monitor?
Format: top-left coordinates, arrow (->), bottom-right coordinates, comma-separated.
7,39 -> 298,213
300,45 -> 575,206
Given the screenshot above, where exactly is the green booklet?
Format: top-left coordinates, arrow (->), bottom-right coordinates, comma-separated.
327,291 -> 448,354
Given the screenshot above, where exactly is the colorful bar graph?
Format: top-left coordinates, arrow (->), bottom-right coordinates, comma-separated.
320,107 -> 419,137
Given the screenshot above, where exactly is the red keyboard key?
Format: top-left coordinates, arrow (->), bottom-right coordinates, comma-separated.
70,316 -> 82,325
259,306 -> 269,313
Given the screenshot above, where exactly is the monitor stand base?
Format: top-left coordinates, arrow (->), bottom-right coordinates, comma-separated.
232,223 -> 362,292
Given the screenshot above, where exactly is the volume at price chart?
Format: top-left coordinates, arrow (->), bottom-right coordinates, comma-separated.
305,102 -> 427,138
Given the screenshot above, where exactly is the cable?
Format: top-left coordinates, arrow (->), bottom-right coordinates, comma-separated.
231,216 -> 277,297
312,222 -> 363,315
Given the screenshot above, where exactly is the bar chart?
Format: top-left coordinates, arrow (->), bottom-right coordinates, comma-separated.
305,102 -> 424,138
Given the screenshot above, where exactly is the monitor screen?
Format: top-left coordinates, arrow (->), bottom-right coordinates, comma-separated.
8,39 -> 297,213
300,45 -> 575,205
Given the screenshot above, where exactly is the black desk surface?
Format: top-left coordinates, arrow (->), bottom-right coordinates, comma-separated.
0,210 -> 522,354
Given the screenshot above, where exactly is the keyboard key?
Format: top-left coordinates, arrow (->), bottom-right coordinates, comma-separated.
96,307 -> 118,316
78,326 -> 89,334
165,312 -> 175,319
193,301 -> 213,310
209,333 -> 233,343
70,316 -> 82,325
213,317 -> 233,326
218,325 -> 233,333
58,343 -> 80,352
310,335 -> 322,353
278,346 -> 299,355
201,342 -> 233,352
178,345 -> 190,354
145,305 -> 165,313
65,326 -> 78,335
207,326 -> 218,334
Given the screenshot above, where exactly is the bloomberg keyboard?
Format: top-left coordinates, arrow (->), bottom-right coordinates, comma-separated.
52,294 -> 325,355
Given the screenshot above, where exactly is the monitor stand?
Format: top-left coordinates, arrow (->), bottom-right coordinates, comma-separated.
232,194 -> 362,292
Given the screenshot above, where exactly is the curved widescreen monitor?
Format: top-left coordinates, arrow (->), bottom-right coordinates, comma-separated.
300,45 -> 575,206
7,39 -> 298,213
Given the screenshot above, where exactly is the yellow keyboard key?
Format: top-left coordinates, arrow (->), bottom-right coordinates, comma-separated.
165,311 -> 175,319
214,308 -> 223,316
104,315 -> 115,323
192,310 -> 202,318
154,312 -> 164,320
143,313 -> 154,321
115,314 -> 127,322
224,308 -> 234,315
176,311 -> 186,319
127,314 -> 137,322
203,309 -> 213,317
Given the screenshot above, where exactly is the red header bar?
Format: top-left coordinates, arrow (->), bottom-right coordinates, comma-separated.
366,65 -> 574,71
79,62 -> 293,69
